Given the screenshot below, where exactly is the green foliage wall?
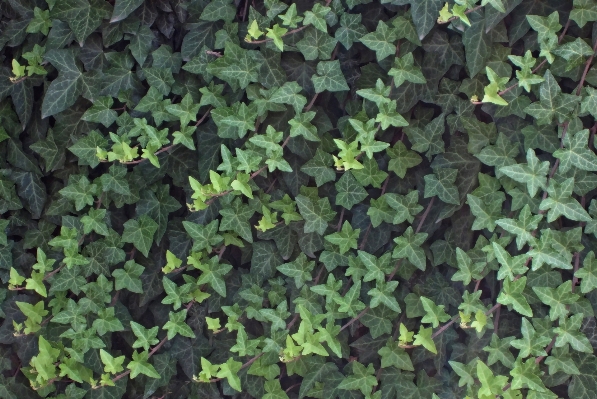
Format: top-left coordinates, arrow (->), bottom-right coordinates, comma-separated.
2,0 -> 597,398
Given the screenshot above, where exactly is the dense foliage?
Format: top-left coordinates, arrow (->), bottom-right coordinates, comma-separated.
3,0 -> 597,397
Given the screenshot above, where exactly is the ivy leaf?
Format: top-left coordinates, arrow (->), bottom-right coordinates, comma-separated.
378,340 -> 414,370
111,0 -> 143,23
575,251 -> 597,293
392,227 -> 428,271
289,111 -> 319,141
312,60 -> 349,93
165,93 -> 201,127
216,357 -> 242,392
189,254 -> 232,297
303,4 -> 331,33
554,129 -> 597,173
295,194 -> 336,235
484,334 -> 516,368
81,208 -> 108,236
524,70 -> 581,125
388,53 -> 426,87
467,194 -> 503,232
500,149 -> 549,198
337,362 -> 377,396
376,100 -> 409,130
492,242 -> 529,281
424,168 -> 460,205
384,191 -> 424,225
122,215 -> 158,257
552,37 -> 594,70
183,220 -> 223,253
497,276 -> 533,317
413,326 -> 437,354
368,281 -> 401,312
336,13 -> 367,49
352,157 -> 388,188
270,82 -> 307,115
532,280 -> 579,321
359,21 -> 398,61
162,276 -> 192,310
163,309 -> 195,340
477,360 -> 508,396
539,178 -> 592,222
112,260 -> 144,294
263,380 -> 290,399
130,321 -> 159,351
219,198 -> 255,243
448,360 -> 475,387
100,349 -> 125,374
410,0 -> 444,40
453,247 -> 484,285
127,350 -> 161,379
495,205 -> 543,250
59,175 -> 98,211
475,133 -> 519,174
570,0 -> 597,27
277,253 -> 315,288
51,0 -> 110,45
387,141 -> 422,178
510,358 -> 547,392
325,221 -> 359,254
206,42 -> 261,89
404,113 -> 445,161
81,96 -> 117,127
357,78 -> 391,108
554,314 -> 593,353
334,280 -> 366,317
335,171 -> 368,210
420,296 -> 450,327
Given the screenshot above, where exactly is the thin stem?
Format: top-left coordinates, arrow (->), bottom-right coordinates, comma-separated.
112,333 -> 171,383
535,336 -> 557,364
304,93 -> 319,112
194,107 -> 212,127
493,303 -> 501,333
120,145 -> 174,165
336,208 -> 345,231
285,383 -> 302,393
415,197 -> 435,234
576,35 -> 597,95
359,224 -> 372,250
209,353 -> 264,383
499,18 -> 570,96
246,25 -> 308,45
342,200 -> 436,330
241,0 -> 249,22
339,307 -> 370,332
473,279 -> 482,292
442,5 -> 483,24
303,44 -> 338,112
431,302 -> 502,340
43,264 -> 64,281
431,319 -> 457,339
149,336 -> 169,356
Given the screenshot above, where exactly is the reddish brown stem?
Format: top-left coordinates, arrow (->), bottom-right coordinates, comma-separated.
577,37 -> 597,95
246,25 -> 308,44
194,107 -> 212,127
415,197 -> 435,234
499,18 -> 570,96
339,307 -> 370,332
304,93 -> 319,112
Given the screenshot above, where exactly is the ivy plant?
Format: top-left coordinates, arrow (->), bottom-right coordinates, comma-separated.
1,0 -> 597,398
